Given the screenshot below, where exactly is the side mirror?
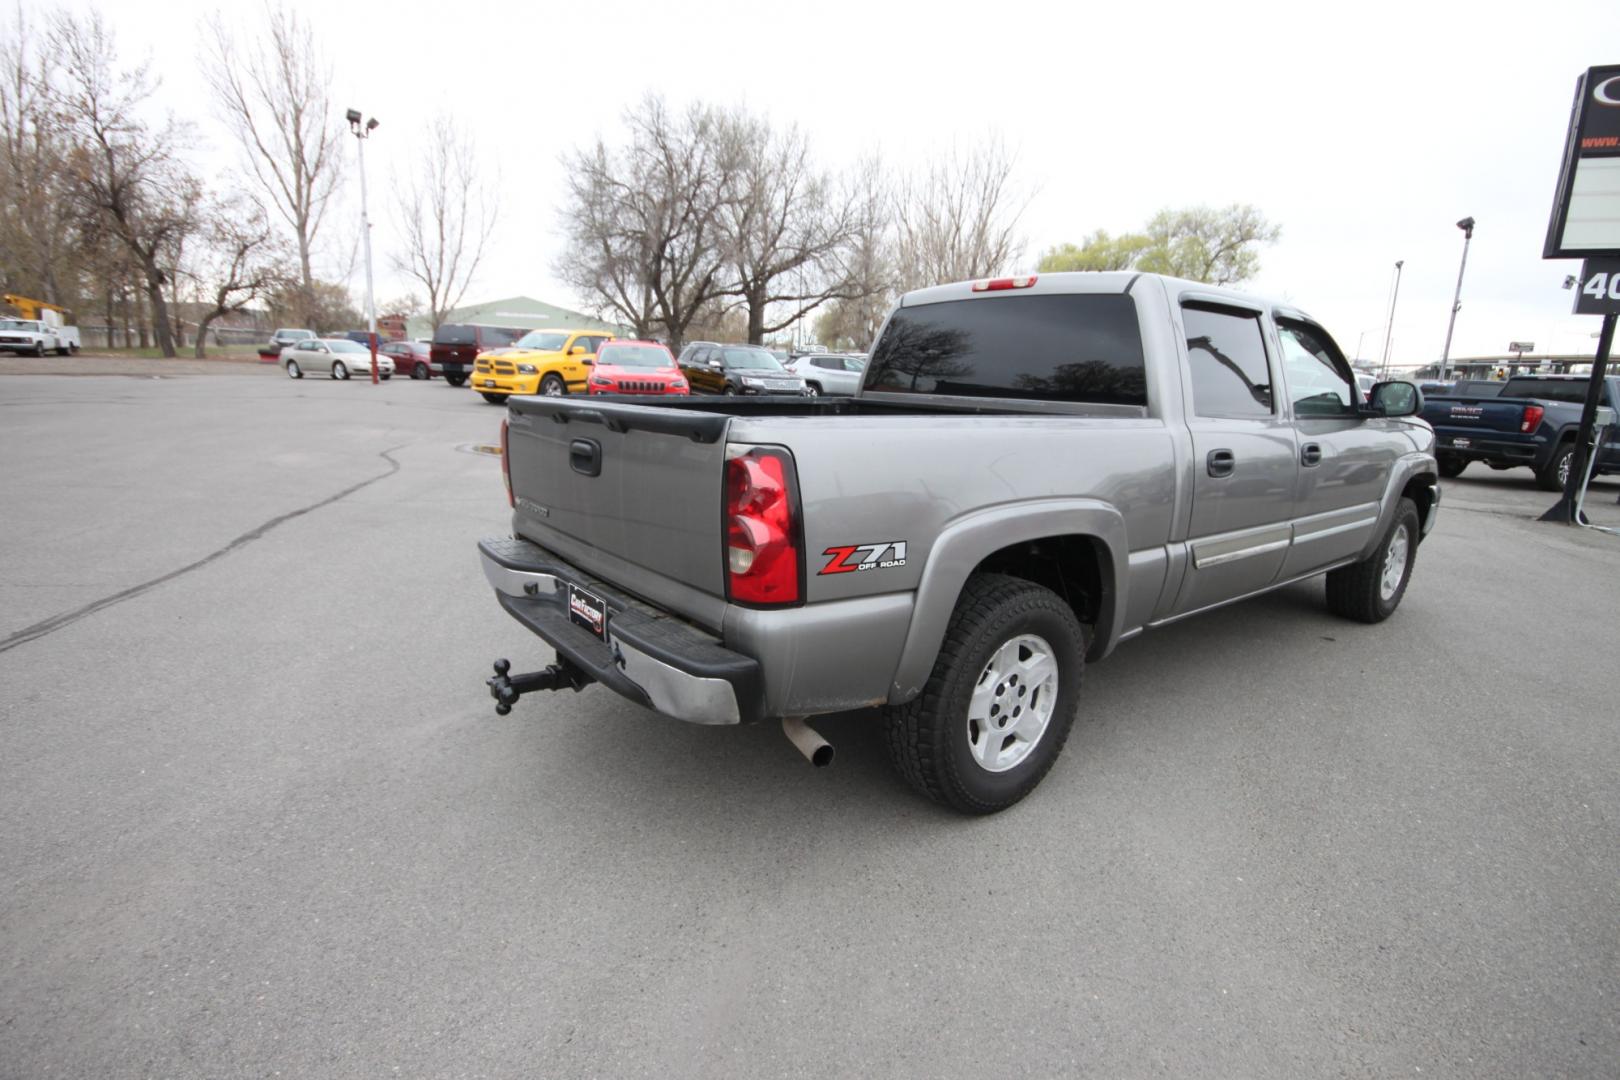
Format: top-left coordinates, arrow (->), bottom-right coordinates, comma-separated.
569,345 -> 586,355
582,358 -> 593,366
1368,380 -> 1422,417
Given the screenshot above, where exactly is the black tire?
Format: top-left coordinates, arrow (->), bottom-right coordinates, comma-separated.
540,374 -> 566,397
1535,442 -> 1574,492
413,362 -> 429,380
1326,497 -> 1420,624
380,373 -> 391,380
480,392 -> 508,405
883,573 -> 1085,814
31,342 -> 44,357
1438,454 -> 1467,479
56,347 -> 70,357
332,360 -> 349,380
805,382 -> 821,396
286,359 -> 303,379
444,373 -> 467,387
723,384 -> 737,396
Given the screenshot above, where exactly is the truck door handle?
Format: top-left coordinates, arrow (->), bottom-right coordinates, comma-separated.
569,438 -> 602,477
1206,449 -> 1235,478
1301,442 -> 1323,467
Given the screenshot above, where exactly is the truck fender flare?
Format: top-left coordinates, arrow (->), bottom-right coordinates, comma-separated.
887,499 -> 1128,706
1360,451 -> 1438,560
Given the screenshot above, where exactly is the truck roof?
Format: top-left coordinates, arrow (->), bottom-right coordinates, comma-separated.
898,271 -> 1313,325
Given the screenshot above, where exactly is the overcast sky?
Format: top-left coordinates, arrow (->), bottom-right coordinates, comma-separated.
32,0 -> 1620,362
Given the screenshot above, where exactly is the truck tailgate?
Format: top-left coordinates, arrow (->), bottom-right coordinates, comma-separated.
1421,395 -> 1529,433
504,397 -> 730,598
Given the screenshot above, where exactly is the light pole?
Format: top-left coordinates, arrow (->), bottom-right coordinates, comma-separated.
1380,259 -> 1404,380
1438,217 -> 1474,381
346,108 -> 380,385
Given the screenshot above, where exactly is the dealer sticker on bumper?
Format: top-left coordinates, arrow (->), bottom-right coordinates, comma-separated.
567,584 -> 608,640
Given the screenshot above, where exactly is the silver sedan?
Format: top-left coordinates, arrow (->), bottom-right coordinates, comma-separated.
282,339 -> 394,381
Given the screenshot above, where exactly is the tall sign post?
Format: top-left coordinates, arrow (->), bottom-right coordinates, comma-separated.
1540,65 -> 1620,523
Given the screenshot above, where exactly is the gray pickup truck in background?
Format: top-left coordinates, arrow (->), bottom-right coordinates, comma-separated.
479,272 -> 1439,813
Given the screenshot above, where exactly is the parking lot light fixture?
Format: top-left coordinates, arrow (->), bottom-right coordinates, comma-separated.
1439,217 -> 1475,381
347,108 -> 381,384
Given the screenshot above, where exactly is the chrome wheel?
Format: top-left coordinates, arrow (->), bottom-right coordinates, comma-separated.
286,360 -> 301,379
332,360 -> 348,380
1558,449 -> 1573,489
1380,523 -> 1410,602
541,375 -> 565,397
806,383 -> 820,396
967,633 -> 1059,773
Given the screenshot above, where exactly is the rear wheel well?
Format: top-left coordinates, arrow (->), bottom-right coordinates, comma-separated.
972,535 -> 1109,653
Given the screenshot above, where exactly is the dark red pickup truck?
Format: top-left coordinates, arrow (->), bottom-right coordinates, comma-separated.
430,324 -> 525,387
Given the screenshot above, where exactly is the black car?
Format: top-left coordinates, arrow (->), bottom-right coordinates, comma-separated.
675,342 -> 808,396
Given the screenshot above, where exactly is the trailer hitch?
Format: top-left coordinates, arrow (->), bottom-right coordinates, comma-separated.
486,656 -> 591,715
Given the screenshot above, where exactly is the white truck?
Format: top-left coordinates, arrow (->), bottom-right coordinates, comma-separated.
0,316 -> 77,356
0,296 -> 81,356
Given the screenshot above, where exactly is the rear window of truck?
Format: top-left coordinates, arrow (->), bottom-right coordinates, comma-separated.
434,324 -> 475,345
865,293 -> 1147,405
1499,379 -> 1592,403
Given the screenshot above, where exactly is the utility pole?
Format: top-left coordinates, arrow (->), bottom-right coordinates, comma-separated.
1439,217 -> 1474,381
347,108 -> 381,384
1380,259 -> 1404,380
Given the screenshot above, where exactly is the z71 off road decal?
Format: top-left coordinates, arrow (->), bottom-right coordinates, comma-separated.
819,541 -> 908,575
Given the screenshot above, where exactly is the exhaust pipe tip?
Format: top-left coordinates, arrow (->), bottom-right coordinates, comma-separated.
782,716 -> 834,768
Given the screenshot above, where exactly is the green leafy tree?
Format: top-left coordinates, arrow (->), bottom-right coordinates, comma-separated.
1038,230 -> 1152,273
1136,204 -> 1279,284
1040,204 -> 1280,286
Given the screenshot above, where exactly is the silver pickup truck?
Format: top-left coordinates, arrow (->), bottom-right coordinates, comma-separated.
479,272 -> 1439,813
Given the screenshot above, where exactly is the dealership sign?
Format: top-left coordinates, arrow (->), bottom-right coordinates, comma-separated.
1544,64 -> 1620,259
1573,257 -> 1620,314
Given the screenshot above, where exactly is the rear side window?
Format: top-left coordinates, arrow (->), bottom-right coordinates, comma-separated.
434,324 -> 475,345
865,293 -> 1147,405
480,326 -> 525,348
1182,304 -> 1273,418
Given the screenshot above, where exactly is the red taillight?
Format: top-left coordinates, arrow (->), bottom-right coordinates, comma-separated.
724,447 -> 801,605
1520,405 -> 1543,433
971,275 -> 1037,292
500,417 -> 513,507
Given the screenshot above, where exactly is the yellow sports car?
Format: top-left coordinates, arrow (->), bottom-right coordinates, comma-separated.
471,329 -> 613,403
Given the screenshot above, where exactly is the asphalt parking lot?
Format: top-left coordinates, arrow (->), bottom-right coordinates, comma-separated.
2,365 -> 1618,1079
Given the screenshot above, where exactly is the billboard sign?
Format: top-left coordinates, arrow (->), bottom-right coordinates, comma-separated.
1545,65 -> 1620,259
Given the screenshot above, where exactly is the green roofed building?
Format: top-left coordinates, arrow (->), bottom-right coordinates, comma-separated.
404,296 -> 630,340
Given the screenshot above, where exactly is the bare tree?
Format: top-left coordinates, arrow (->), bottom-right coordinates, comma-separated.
203,4 -> 342,320
192,197 -> 286,357
0,7 -> 72,304
811,155 -> 896,350
53,11 -> 200,358
894,137 -> 1028,292
718,113 -> 863,344
392,115 -> 497,330
557,96 -> 737,352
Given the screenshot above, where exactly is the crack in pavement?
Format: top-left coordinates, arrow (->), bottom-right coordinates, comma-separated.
0,446 -> 404,656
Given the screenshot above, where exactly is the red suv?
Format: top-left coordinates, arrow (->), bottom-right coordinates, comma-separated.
431,324 -> 525,387
587,341 -> 689,396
